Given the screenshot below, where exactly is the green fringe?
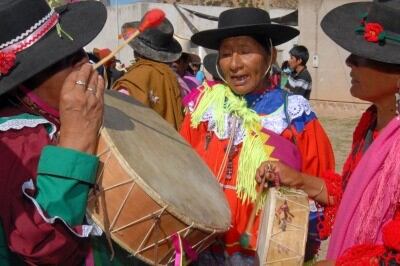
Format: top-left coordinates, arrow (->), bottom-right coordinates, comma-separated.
190,84 -> 275,206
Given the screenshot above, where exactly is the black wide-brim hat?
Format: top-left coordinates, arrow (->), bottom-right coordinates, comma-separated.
203,53 -> 219,80
0,0 -> 107,95
123,19 -> 182,63
321,0 -> 400,65
191,7 -> 299,50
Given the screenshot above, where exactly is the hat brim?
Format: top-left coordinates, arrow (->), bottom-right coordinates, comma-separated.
125,21 -> 182,63
203,53 -> 219,79
129,37 -> 182,63
0,1 -> 107,95
321,2 -> 400,65
191,24 -> 299,50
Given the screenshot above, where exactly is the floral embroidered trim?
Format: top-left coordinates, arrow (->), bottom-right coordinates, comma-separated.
22,180 -> 102,238
355,13 -> 400,44
195,94 -> 314,140
200,108 -> 245,145
0,51 -> 16,76
1,10 -> 59,53
0,10 -> 59,77
0,114 -> 56,139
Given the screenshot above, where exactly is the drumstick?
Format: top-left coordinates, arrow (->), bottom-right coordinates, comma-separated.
239,175 -> 266,248
92,8 -> 165,70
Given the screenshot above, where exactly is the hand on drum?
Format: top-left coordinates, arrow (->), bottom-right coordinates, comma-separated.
58,63 -> 105,154
255,161 -> 303,189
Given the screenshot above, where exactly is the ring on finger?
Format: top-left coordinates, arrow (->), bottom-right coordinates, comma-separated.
87,87 -> 96,94
266,162 -> 274,173
75,80 -> 86,86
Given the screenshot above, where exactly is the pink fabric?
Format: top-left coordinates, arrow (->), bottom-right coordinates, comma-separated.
327,117 -> 400,259
20,86 -> 60,117
182,80 -> 220,107
171,233 -> 198,265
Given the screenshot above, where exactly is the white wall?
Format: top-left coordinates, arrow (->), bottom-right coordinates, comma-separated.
86,2 -> 297,66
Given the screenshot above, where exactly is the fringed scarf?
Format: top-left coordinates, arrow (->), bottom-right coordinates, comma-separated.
190,83 -> 275,205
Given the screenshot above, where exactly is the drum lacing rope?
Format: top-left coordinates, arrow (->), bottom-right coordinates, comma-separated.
166,222 -> 196,264
135,206 -> 169,255
217,116 -> 238,183
91,146 -> 117,260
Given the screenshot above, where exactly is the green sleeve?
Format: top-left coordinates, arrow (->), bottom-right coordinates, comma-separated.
35,146 -> 99,226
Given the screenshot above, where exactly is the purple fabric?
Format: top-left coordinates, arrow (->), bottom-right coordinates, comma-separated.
183,72 -> 200,91
262,127 -> 302,171
327,117 -> 400,259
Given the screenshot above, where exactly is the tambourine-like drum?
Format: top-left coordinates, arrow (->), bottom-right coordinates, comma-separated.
87,91 -> 231,265
257,188 -> 310,266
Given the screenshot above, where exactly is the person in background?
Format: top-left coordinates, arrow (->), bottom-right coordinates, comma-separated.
171,36 -> 200,98
285,45 -> 312,99
113,18 -> 184,130
93,48 -> 125,89
182,52 -> 221,112
280,60 -> 291,88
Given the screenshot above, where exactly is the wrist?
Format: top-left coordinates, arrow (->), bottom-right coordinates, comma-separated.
296,171 -> 306,189
58,132 -> 98,154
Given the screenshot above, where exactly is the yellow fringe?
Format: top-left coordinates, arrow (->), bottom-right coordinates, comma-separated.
190,84 -> 276,205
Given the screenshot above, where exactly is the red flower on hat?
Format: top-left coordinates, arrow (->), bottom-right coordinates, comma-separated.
364,23 -> 384,42
0,51 -> 16,76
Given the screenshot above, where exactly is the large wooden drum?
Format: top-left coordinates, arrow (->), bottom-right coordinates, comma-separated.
87,91 -> 231,265
257,188 -> 310,266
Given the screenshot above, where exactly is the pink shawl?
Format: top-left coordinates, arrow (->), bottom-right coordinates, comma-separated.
327,117 -> 400,259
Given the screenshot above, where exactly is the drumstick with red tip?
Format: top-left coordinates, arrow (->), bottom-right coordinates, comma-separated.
93,8 -> 165,70
239,175 -> 266,248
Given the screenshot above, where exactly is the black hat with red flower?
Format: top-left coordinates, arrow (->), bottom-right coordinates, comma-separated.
0,0 -> 107,95
321,0 -> 400,65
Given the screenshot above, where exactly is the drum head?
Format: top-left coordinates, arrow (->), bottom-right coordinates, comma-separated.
102,91 -> 230,231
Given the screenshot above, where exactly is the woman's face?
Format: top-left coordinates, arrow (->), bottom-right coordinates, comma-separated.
346,54 -> 400,102
219,36 -> 271,95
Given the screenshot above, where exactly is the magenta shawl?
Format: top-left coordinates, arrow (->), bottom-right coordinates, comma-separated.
327,117 -> 400,259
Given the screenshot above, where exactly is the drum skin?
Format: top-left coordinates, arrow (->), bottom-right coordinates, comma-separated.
257,188 -> 310,266
87,91 -> 231,265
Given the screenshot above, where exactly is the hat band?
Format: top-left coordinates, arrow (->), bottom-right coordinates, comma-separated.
0,10 -> 59,54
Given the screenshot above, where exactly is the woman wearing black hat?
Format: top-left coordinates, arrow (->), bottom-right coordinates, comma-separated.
181,7 -> 335,264
257,0 -> 400,265
0,0 -> 109,264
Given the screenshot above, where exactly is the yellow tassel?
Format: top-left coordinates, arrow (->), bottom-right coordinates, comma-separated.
190,83 -> 277,204
191,83 -> 227,136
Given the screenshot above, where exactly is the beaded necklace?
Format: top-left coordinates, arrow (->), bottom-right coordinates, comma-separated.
250,89 -> 269,108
